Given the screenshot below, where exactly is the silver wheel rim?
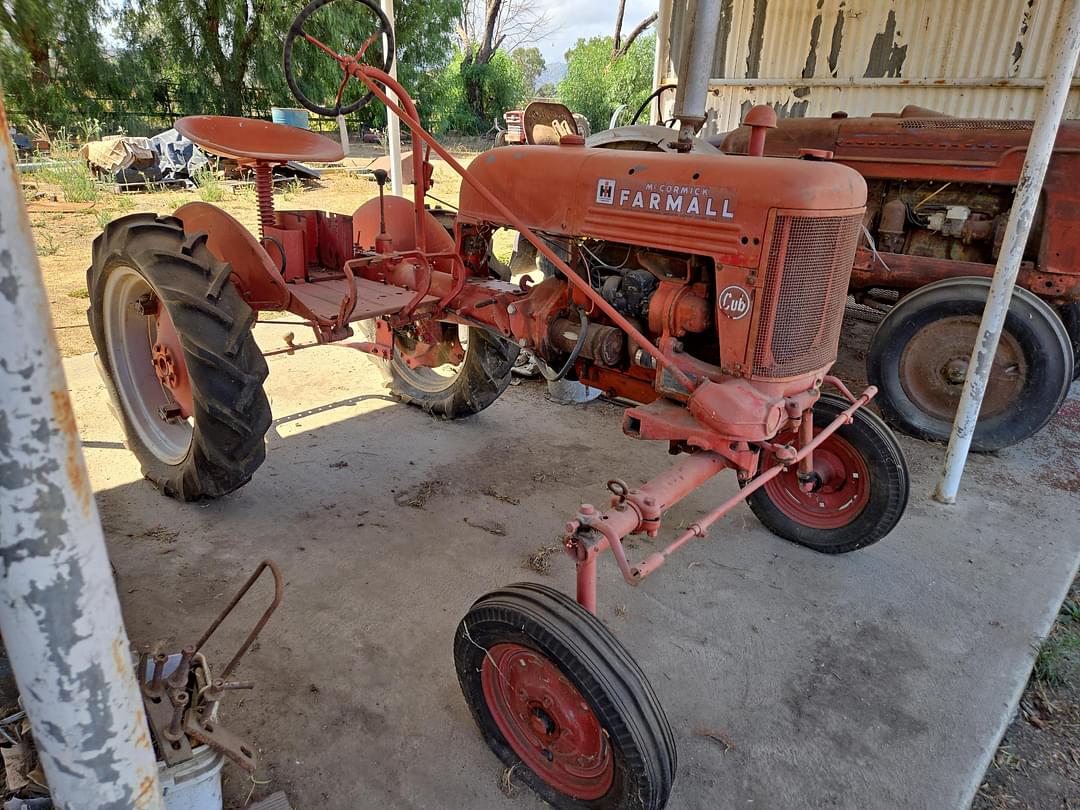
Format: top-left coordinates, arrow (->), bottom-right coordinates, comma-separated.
393,323 -> 470,393
102,265 -> 193,465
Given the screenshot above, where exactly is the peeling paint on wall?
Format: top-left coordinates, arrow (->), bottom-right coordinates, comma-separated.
864,9 -> 908,78
712,0 -> 736,78
802,7 -> 824,79
828,4 -> 846,77
745,0 -> 769,79
1013,0 -> 1036,74
661,0 -> 1080,134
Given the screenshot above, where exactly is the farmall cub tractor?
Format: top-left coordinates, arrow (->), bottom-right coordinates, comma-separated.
86,2 -> 909,807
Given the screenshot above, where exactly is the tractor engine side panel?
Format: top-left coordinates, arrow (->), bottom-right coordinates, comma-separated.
457,146 -> 867,266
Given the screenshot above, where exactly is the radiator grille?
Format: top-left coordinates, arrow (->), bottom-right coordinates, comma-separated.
752,213 -> 862,378
899,118 -> 1032,130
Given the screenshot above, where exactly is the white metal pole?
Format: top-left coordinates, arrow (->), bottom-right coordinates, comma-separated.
651,0 -> 674,125
672,0 -> 722,142
336,112 -> 349,157
382,0 -> 403,196
934,0 -> 1080,503
0,102 -> 164,808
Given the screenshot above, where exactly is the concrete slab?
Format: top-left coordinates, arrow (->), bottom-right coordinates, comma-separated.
65,320 -> 1079,810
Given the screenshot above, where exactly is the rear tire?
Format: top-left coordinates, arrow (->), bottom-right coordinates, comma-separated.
87,213 -> 271,500
745,394 -> 909,553
867,277 -> 1073,451
360,320 -> 517,419
455,583 -> 676,810
1060,301 -> 1080,381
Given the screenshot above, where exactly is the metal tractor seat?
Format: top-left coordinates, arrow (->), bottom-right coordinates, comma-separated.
174,115 -> 345,164
173,116 -> 434,339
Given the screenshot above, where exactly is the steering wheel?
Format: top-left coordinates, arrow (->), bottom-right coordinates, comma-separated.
283,0 -> 395,117
630,83 -> 677,126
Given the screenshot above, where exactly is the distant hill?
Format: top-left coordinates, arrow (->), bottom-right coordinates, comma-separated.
537,61 -> 567,89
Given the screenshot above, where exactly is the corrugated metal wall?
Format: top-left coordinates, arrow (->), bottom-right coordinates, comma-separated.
658,0 -> 1080,134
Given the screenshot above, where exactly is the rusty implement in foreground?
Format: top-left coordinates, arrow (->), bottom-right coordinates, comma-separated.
139,560 -> 283,772
83,1 -> 910,807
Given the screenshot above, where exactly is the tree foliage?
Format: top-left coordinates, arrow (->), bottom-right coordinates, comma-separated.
558,34 -> 655,132
0,0 -> 111,124
430,47 -> 525,134
511,46 -> 544,95
2,0 -> 462,132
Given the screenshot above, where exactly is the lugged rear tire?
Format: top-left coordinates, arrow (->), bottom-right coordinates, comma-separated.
360,320 -> 517,419
87,213 -> 271,500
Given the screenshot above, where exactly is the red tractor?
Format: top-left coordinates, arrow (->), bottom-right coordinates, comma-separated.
85,2 -> 909,807
718,106 -> 1080,451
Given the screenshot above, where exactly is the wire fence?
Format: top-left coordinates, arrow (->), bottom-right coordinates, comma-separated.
6,86 -> 379,140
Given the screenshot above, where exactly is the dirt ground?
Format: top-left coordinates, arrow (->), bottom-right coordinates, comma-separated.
973,580 -> 1080,810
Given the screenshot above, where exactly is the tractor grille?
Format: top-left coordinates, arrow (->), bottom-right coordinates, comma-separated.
899,118 -> 1032,130
751,212 -> 862,378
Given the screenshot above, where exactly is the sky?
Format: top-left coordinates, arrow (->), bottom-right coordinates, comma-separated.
530,0 -> 657,64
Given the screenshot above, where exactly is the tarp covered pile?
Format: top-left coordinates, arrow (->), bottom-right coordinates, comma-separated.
80,129 -> 209,186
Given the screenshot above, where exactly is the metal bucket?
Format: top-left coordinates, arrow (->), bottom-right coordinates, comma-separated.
159,744 -> 224,810
145,654 -> 223,810
546,377 -> 602,404
270,107 -> 310,130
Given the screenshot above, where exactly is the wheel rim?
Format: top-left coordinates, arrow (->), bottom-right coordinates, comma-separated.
392,323 -> 469,393
481,643 -> 614,800
102,265 -> 194,465
762,424 -> 870,529
898,315 -> 1026,422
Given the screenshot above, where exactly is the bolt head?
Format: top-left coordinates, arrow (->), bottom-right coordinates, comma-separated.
507,304 -> 517,315
579,503 -> 596,516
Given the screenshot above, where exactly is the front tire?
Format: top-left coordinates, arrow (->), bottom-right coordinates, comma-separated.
361,320 -> 517,419
87,213 -> 271,500
745,394 -> 909,553
867,277 -> 1073,451
455,583 -> 676,810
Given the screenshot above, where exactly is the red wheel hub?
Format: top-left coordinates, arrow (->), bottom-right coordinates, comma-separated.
481,643 -> 614,800
151,305 -> 194,419
762,424 -> 870,529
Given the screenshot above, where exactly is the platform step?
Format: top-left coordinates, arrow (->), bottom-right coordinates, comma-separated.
287,277 -> 437,323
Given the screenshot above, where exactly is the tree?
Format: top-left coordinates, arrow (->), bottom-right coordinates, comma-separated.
558,34 -> 655,132
511,46 -> 544,95
612,0 -> 657,58
122,0 -> 460,125
535,81 -> 557,99
122,0 -> 292,117
0,0 -> 110,123
455,0 -> 552,127
430,47 -> 525,134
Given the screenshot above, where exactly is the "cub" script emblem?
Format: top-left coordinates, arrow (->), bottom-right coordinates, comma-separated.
718,285 -> 751,320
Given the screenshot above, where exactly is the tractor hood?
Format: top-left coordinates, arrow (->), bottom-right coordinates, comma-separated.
715,106 -> 1080,184
458,143 -> 866,265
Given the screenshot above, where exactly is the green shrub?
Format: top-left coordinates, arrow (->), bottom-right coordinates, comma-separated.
38,158 -> 99,203
558,35 -> 656,133
193,165 -> 224,202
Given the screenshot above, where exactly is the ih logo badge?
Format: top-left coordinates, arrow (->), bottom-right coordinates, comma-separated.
719,285 -> 751,320
596,178 -> 616,205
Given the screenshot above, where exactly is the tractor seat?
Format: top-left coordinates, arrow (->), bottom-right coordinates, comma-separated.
174,116 -> 345,164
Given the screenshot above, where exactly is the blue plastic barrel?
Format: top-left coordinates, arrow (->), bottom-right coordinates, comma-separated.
271,107 -> 310,129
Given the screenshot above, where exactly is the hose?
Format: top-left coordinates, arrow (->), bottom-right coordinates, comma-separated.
537,307 -> 589,382
631,84 -> 678,126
